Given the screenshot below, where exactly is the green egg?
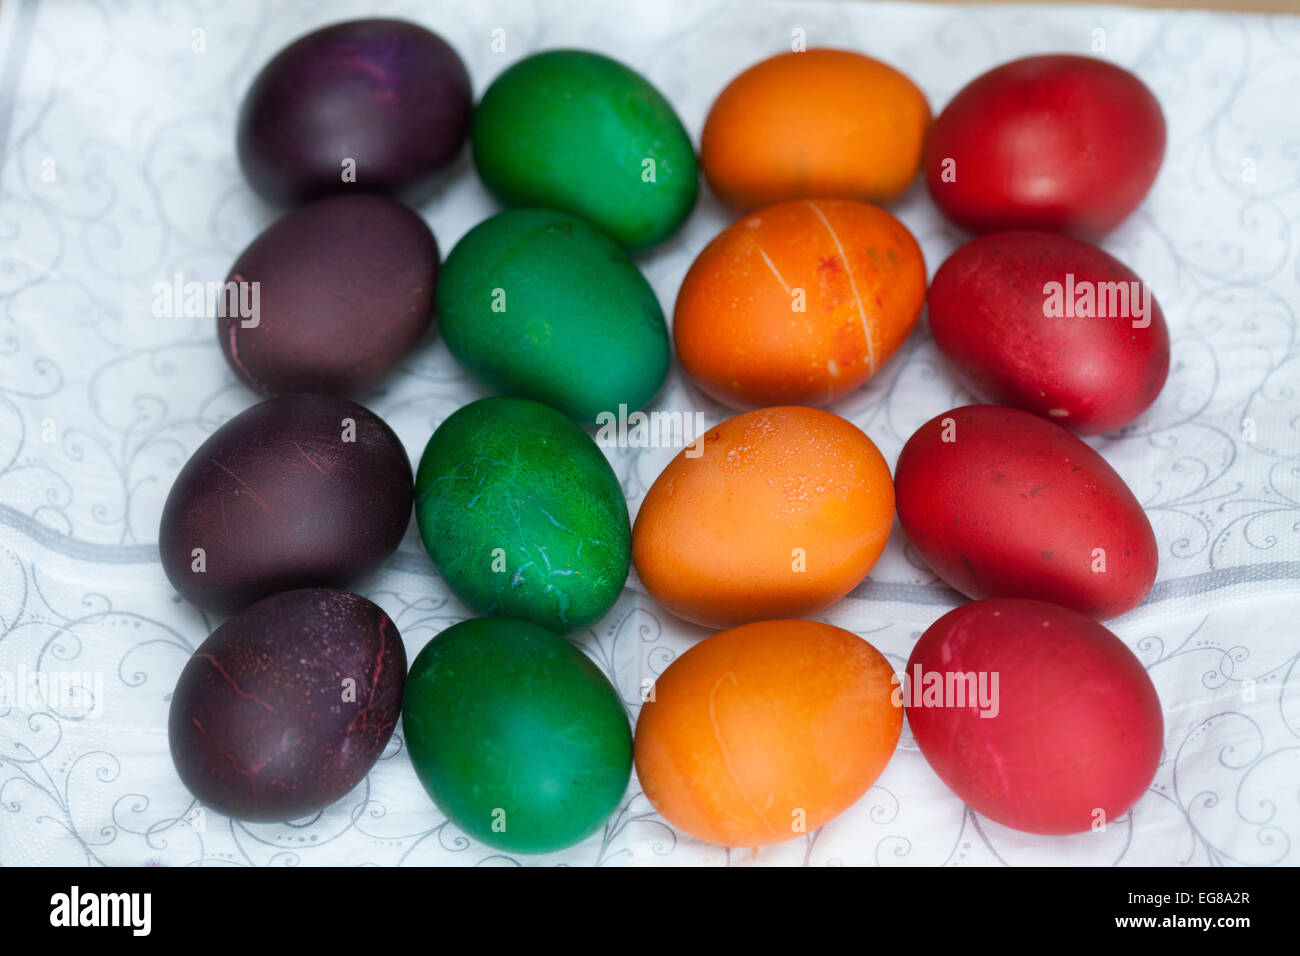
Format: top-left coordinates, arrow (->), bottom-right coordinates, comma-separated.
471,49 -> 698,249
437,209 -> 670,424
402,616 -> 633,854
415,397 -> 630,633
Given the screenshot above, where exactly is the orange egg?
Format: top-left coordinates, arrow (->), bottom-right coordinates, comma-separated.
635,619 -> 902,848
674,199 -> 926,408
701,49 -> 930,211
632,406 -> 893,629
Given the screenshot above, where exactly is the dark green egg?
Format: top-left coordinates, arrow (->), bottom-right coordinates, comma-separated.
471,49 -> 698,249
402,616 -> 633,854
415,397 -> 630,633
437,208 -> 669,423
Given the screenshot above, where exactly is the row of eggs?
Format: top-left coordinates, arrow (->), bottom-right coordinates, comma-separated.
163,393 -> 1164,850
162,17 -> 1171,853
225,21 -> 1169,426
172,590 -> 1160,852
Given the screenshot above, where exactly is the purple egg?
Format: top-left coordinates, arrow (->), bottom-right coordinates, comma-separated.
237,19 -> 472,205
169,588 -> 407,822
220,194 -> 438,396
159,394 -> 412,615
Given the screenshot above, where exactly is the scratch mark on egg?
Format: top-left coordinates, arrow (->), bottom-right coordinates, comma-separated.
291,441 -> 329,477
708,670 -> 779,838
211,460 -> 287,532
806,200 -> 876,375
755,244 -> 791,294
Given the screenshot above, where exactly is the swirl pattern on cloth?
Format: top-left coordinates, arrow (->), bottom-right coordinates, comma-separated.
0,0 -> 1296,865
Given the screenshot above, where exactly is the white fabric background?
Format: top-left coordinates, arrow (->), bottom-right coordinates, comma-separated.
0,0 -> 1296,866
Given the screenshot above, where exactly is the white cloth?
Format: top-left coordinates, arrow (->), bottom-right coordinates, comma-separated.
0,0 -> 1296,866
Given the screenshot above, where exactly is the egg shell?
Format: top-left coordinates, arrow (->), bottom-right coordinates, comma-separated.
894,405 -> 1157,619
237,19 -> 472,205
927,231 -> 1170,434
220,194 -> 438,397
906,598 -> 1163,834
674,199 -> 925,408
702,49 -> 930,211
436,208 -> 669,422
634,619 -> 902,848
924,55 -> 1165,239
471,50 -> 698,249
168,588 -> 407,822
415,397 -> 631,633
159,395 -> 413,615
633,406 -> 894,629
402,617 -> 632,854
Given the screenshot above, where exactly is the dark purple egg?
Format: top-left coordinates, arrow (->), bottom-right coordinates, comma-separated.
159,394 -> 412,615
220,194 -> 438,396
169,588 -> 407,822
237,19 -> 472,205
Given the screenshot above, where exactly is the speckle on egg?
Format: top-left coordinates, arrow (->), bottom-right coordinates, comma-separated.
633,406 -> 893,628
168,588 -> 405,822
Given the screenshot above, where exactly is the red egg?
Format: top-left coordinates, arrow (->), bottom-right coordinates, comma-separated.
928,231 -> 1170,434
924,55 -> 1165,239
905,598 -> 1163,834
895,405 -> 1157,619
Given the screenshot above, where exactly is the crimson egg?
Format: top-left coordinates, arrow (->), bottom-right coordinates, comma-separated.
895,405 -> 1158,619
906,598 -> 1163,834
924,55 -> 1165,239
927,231 -> 1170,434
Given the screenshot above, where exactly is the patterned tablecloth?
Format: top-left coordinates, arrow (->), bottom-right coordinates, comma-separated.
0,0 -> 1296,866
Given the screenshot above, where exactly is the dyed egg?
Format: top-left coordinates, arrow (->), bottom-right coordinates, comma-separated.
159,395 -> 413,615
895,405 -> 1158,619
906,598 -> 1163,834
220,194 -> 438,396
924,55 -> 1165,239
437,209 -> 669,422
238,19 -> 472,204
702,49 -> 930,211
169,588 -> 407,822
415,398 -> 630,633
633,406 -> 894,629
674,200 -> 925,408
472,50 -> 697,249
403,617 -> 632,853
928,231 -> 1170,434
635,620 -> 901,848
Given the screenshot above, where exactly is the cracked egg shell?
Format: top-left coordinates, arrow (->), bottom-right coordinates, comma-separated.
634,619 -> 902,848
168,587 -> 407,823
674,199 -> 925,409
159,394 -> 413,615
414,397 -> 631,633
219,194 -> 439,397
